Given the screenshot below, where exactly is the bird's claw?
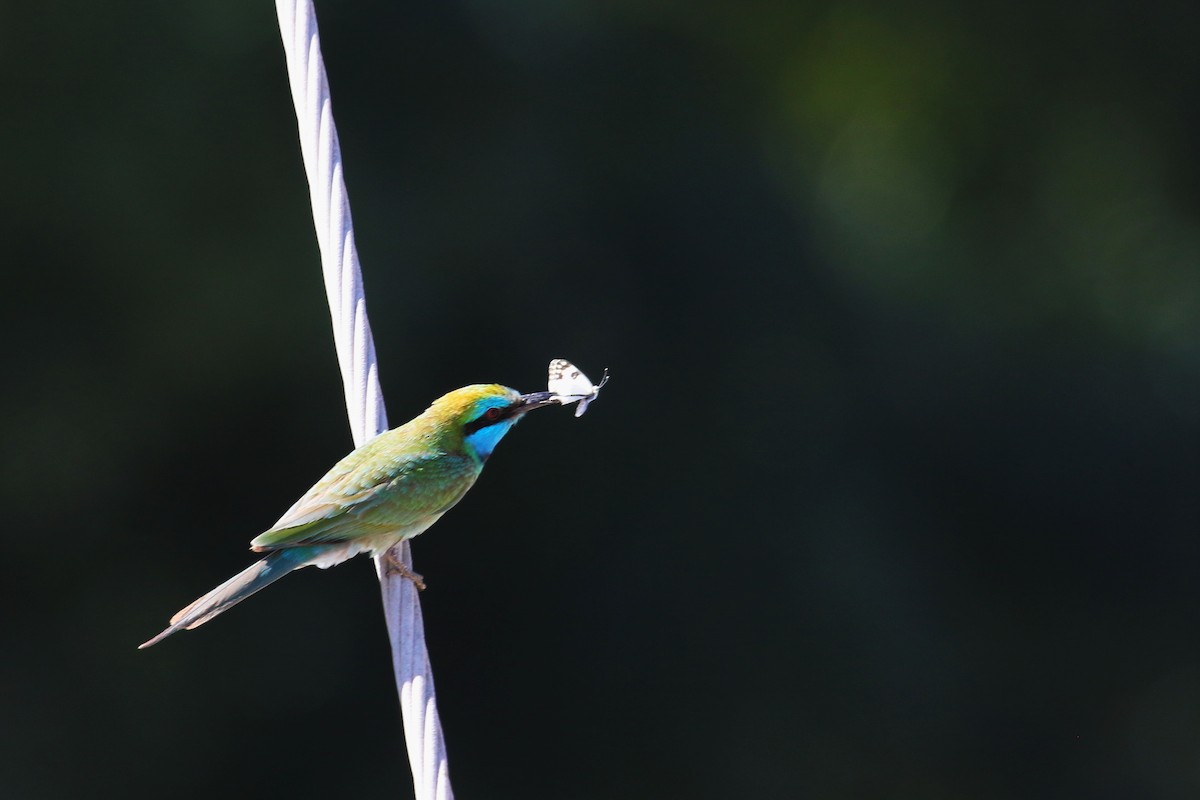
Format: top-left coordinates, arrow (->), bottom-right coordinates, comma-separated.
385,552 -> 426,591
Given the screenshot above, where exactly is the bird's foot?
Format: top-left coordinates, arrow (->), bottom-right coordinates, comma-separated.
384,552 -> 427,591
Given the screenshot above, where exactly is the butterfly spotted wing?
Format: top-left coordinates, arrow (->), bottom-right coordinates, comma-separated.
548,358 -> 608,417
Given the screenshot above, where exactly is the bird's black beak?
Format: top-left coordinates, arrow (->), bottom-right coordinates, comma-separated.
514,391 -> 558,415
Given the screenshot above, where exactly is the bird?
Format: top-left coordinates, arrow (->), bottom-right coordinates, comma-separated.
139,383 -> 557,649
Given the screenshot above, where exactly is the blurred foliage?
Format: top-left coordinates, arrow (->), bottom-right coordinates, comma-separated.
2,1 -> 1199,798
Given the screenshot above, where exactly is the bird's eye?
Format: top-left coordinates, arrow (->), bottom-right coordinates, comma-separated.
484,407 -> 503,422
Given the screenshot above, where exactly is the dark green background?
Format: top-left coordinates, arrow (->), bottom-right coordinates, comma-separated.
3,2 -> 1199,798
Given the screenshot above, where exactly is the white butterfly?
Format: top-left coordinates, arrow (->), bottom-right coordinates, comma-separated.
547,358 -> 609,417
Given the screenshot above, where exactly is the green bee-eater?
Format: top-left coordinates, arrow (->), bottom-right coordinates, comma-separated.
139,383 -> 556,649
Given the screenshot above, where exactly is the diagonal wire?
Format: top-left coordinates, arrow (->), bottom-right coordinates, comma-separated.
275,3 -> 454,798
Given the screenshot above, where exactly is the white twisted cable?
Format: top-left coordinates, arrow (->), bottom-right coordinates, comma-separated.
275,3 -> 454,799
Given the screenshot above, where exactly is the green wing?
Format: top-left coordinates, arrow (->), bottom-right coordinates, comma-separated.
250,437 -> 479,551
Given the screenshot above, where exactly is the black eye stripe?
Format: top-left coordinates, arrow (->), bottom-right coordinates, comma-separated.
463,405 -> 512,436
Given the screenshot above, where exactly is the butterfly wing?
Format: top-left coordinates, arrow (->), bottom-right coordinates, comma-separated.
548,358 -> 593,396
548,358 -> 606,416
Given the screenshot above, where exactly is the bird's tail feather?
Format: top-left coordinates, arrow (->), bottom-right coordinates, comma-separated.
138,547 -> 317,649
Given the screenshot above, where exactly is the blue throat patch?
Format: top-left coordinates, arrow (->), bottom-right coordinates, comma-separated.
465,419 -> 517,459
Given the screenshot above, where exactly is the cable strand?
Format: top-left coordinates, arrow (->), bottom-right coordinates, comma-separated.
274,3 -> 454,798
